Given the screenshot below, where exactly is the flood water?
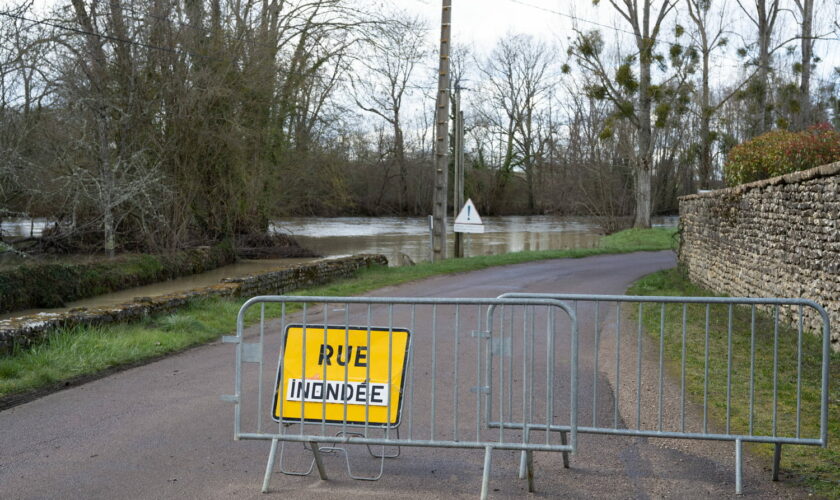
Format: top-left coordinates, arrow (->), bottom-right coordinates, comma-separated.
272,215 -> 678,265
1,215 -> 677,318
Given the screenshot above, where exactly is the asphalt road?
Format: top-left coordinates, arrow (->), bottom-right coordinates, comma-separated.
0,251 -> 808,499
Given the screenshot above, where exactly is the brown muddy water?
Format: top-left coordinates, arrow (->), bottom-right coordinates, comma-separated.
1,215 -> 677,318
270,215 -> 678,265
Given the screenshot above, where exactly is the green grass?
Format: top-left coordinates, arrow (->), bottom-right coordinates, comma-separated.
0,227 -> 675,399
628,268 -> 840,498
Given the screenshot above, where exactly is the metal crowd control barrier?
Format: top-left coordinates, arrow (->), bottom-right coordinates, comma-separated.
497,293 -> 831,494
223,296 -> 579,498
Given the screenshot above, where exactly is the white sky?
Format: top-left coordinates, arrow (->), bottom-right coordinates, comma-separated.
404,0 -> 599,53
402,0 -> 839,79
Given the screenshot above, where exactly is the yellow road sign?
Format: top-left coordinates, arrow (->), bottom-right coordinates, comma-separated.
273,325 -> 410,427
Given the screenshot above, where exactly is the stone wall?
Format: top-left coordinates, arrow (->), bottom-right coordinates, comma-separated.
0,254 -> 387,354
678,162 -> 839,349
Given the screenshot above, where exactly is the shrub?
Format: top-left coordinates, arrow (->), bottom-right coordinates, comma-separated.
723,123 -> 840,186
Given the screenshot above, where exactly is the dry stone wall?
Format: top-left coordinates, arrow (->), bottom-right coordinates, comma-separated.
0,254 -> 387,354
679,163 -> 839,349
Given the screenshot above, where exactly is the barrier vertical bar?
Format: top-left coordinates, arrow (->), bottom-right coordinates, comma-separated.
821,304 -> 831,447
300,303 -> 308,434
408,306 -> 416,440
258,303 -> 265,433
322,308 -> 328,436
735,438 -> 743,494
658,303 -> 665,431
519,307 -> 529,479
726,304 -> 733,435
342,307 -> 350,436
497,305 -> 504,443
749,306 -> 756,436
570,304 -> 579,452
593,301 -> 601,428
454,304 -> 461,442
636,303 -> 643,428
365,305 -> 372,438
546,304 -> 555,445
796,306 -> 803,439
508,307 -> 514,420
528,306 -> 535,441
477,305 -> 483,442
773,306 -> 779,437
681,304 -> 687,433
614,303 -> 621,429
279,303 -> 286,437
387,304 -> 394,440
431,304 -> 437,440
703,304 -> 710,433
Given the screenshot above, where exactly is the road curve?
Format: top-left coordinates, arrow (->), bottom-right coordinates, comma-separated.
0,251 -> 807,499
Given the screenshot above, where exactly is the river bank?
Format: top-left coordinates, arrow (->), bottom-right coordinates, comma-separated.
0,234 -> 317,316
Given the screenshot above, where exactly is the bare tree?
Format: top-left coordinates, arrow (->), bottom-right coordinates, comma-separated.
684,0 -> 755,188
475,34 -> 555,213
351,13 -> 429,213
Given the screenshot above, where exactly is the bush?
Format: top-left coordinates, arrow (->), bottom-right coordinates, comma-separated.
723,123 -> 840,186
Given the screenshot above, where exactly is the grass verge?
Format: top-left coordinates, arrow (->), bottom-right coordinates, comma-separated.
0,227 -> 675,401
628,268 -> 840,498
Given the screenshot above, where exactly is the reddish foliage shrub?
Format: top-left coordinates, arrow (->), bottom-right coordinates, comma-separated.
724,123 -> 840,186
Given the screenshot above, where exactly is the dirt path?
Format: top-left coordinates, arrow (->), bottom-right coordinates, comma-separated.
0,251 -> 809,499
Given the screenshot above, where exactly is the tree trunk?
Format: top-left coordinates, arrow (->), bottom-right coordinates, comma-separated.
635,29 -> 653,228
797,0 -> 813,130
393,109 -> 407,213
756,1 -> 774,134
699,45 -> 713,189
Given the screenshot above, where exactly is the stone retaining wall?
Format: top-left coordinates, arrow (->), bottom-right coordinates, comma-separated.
0,254 -> 387,354
0,244 -> 237,313
678,162 -> 839,349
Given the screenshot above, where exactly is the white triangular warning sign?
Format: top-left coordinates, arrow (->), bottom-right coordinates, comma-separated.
454,199 -> 482,225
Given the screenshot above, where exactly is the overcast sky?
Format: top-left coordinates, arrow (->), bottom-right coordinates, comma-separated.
402,0 -> 839,87
403,0 -> 604,54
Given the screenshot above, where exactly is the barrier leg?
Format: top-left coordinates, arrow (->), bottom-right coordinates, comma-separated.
518,426 -> 530,479
560,430 -> 570,469
772,444 -> 782,481
261,438 -> 279,493
735,439 -> 743,495
525,450 -> 535,493
481,446 -> 493,500
310,441 -> 328,480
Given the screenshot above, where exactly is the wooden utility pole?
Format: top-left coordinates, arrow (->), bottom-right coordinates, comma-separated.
453,87 -> 465,258
432,0 -> 452,262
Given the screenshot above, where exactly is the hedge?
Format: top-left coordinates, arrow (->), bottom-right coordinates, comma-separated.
724,123 -> 840,186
